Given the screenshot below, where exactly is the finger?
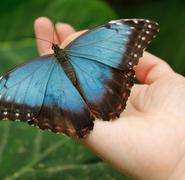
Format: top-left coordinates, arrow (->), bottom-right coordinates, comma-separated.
34,17 -> 60,55
128,84 -> 149,112
135,52 -> 174,84
61,30 -> 87,48
123,84 -> 148,115
55,23 -> 75,43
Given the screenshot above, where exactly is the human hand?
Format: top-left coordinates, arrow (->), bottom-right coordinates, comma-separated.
34,17 -> 185,180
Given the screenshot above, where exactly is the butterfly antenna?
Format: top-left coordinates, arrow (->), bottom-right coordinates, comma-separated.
52,21 -> 61,45
52,23 -> 55,45
35,37 -> 53,44
22,35 -> 53,44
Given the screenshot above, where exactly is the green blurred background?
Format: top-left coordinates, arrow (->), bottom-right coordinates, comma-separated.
0,0 -> 184,179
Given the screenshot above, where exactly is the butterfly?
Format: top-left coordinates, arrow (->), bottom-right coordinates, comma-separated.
0,19 -> 159,138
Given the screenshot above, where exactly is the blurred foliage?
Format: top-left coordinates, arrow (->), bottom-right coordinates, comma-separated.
0,0 -> 184,179
0,0 -> 116,42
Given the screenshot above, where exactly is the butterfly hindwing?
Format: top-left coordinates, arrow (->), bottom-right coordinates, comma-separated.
70,57 -> 133,120
33,61 -> 94,138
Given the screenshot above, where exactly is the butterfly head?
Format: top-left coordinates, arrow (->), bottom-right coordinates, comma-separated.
52,43 -> 60,53
51,43 -> 68,63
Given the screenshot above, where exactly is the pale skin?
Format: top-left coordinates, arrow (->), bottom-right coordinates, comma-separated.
34,17 -> 185,180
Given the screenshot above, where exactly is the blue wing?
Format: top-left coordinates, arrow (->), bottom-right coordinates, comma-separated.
66,19 -> 159,70
70,57 -> 133,120
0,56 -> 94,138
35,61 -> 94,138
0,55 -> 54,121
66,19 -> 159,120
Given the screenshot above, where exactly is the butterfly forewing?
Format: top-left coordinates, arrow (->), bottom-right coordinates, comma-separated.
120,19 -> 159,69
66,19 -> 159,70
0,56 -> 54,121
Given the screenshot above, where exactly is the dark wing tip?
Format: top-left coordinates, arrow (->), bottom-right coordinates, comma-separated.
108,18 -> 159,31
109,19 -> 159,70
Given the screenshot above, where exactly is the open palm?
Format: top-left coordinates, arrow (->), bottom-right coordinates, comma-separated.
34,17 -> 185,180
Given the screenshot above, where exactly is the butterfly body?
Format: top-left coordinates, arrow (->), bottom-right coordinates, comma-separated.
52,44 -> 77,85
0,19 -> 159,138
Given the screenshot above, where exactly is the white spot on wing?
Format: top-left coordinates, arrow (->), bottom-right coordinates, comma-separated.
116,22 -> 123,25
109,20 -> 117,24
134,54 -> 137,58
148,24 -> 152,28
3,111 -> 8,115
109,20 -> 123,26
15,113 -> 19,117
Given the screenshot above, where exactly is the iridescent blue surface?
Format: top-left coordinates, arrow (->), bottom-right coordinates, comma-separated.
67,23 -> 132,69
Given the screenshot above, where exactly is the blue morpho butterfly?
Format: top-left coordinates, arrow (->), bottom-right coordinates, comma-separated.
0,19 -> 159,138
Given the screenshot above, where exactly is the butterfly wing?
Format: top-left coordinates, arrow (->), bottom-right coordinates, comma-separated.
66,19 -> 159,70
66,19 -> 159,120
0,55 -> 55,121
70,57 -> 133,120
0,56 -> 94,138
35,61 -> 94,138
